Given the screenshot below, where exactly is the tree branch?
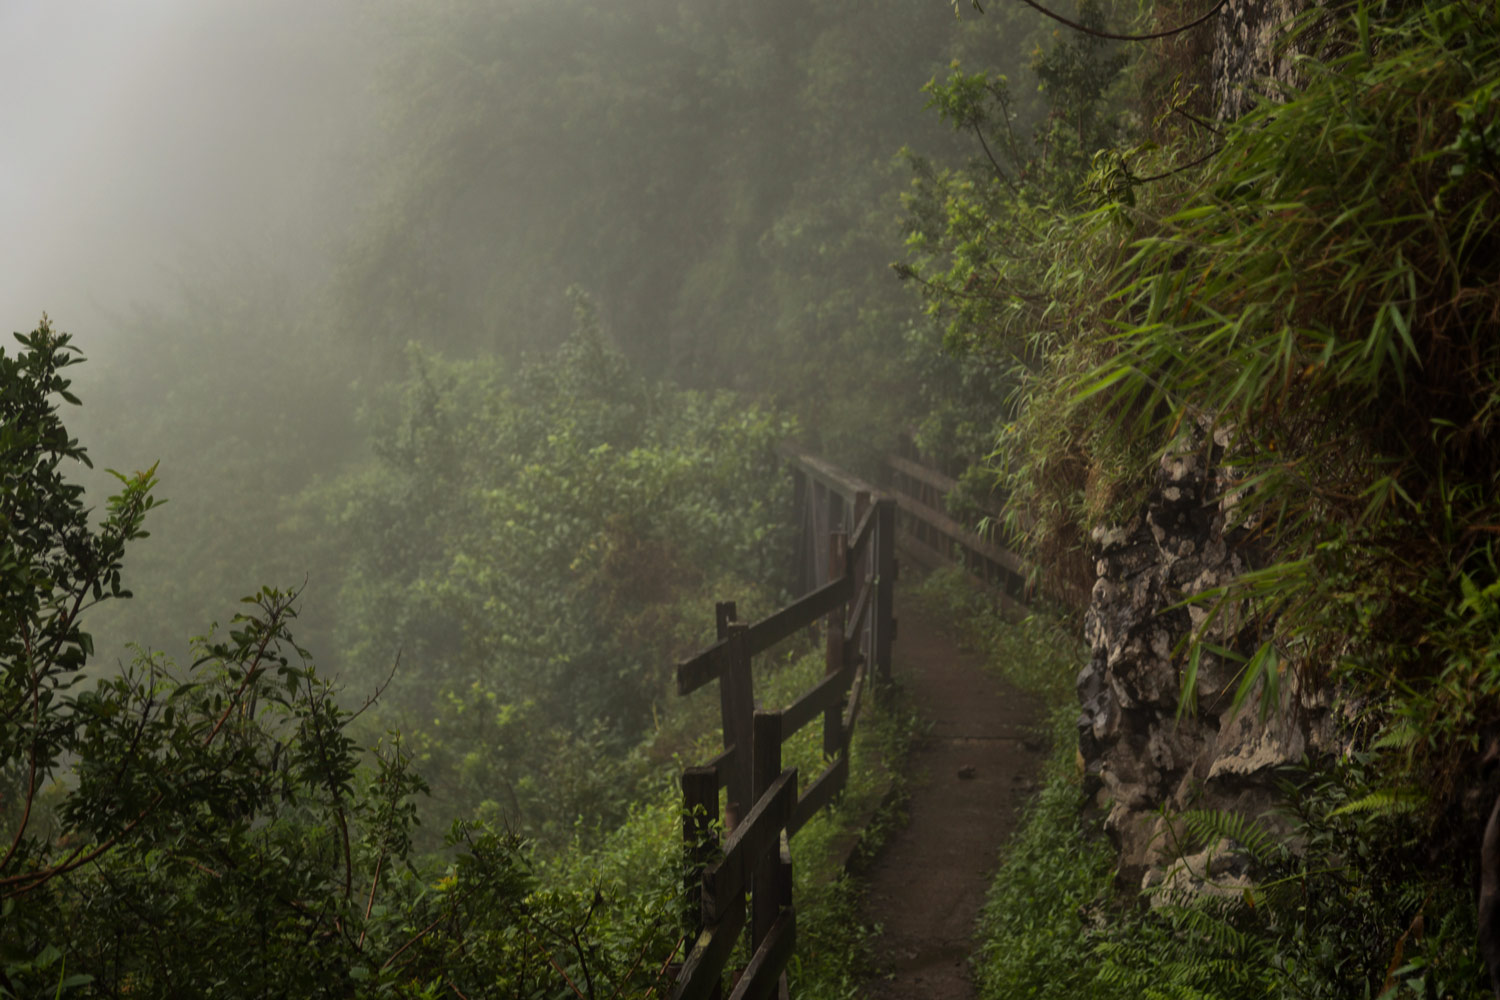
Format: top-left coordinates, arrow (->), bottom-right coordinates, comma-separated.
380,912 -> 448,973
972,124 -> 1021,197
0,685 -> 42,874
0,790 -> 164,895
356,849 -> 387,951
1132,144 -> 1223,182
1011,0 -> 1232,42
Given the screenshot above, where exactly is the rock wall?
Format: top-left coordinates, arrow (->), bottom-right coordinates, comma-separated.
1067,0 -> 1334,895
1075,441 -> 1338,890
1210,0 -> 1314,119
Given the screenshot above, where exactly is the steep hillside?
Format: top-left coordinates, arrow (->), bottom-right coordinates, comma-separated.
908,0 -> 1500,993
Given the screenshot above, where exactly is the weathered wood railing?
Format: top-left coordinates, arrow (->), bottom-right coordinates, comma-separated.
670,452 -> 895,1000
882,440 -> 1031,605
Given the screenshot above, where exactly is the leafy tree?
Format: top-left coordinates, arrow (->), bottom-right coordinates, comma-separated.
304,300 -> 797,845
2,317 -> 162,870
1,319 -> 410,995
1,319 -> 690,998
886,0 -> 1133,581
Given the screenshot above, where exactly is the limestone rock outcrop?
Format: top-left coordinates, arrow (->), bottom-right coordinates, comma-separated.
1071,0 -> 1340,897
1210,0 -> 1316,120
1076,441 -> 1336,890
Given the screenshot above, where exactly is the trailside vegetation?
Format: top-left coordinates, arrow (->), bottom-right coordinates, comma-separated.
304,296 -> 798,847
906,0 -> 1500,994
1,321 -> 684,997
0,318 -> 906,998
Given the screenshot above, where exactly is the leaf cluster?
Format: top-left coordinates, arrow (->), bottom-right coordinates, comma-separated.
0,326 -> 723,998
303,305 -> 798,847
912,0 -> 1500,829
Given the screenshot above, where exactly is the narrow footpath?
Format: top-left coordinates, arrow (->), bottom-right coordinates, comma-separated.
859,591 -> 1047,1000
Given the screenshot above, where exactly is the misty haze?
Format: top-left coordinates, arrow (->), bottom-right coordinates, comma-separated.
8,0 -> 1495,995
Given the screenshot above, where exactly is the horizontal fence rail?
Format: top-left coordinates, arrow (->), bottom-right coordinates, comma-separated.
882,445 -> 1031,605
670,449 -> 896,1000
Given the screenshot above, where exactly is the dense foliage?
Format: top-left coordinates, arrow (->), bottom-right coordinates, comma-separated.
307,301 -> 796,844
0,320 -> 909,998
908,0 -> 1500,994
894,0 -> 1133,578
17,0 -> 1499,990
973,709 -> 1487,1000
9,2 -> 1020,990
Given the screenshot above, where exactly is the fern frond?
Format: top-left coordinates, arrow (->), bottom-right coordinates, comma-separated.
1371,721 -> 1421,752
1328,788 -> 1425,817
1169,904 -> 1271,960
1257,877 -> 1305,914
1143,983 -> 1231,1000
1179,808 -> 1281,866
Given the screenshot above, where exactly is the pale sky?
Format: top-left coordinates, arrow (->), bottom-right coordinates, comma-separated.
0,0 -> 371,341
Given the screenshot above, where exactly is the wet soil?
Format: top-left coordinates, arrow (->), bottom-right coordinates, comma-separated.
857,592 -> 1047,1000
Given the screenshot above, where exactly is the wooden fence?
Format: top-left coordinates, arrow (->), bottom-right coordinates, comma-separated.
669,451 -> 895,1000
881,439 -> 1031,606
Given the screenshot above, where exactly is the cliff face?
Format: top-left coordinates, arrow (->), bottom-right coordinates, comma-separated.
1210,0 -> 1312,119
1068,0 -> 1332,893
1075,441 -> 1339,890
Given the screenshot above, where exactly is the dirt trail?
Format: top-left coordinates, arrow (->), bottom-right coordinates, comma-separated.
858,592 -> 1046,1000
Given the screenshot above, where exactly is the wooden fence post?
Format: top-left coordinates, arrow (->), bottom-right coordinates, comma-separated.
827,480 -> 845,554
751,710 -> 784,955
716,601 -> 737,640
721,622 -> 753,832
811,480 -> 828,588
792,467 -> 809,596
874,497 -> 896,686
824,529 -> 848,758
853,489 -> 872,665
682,766 -> 719,933
777,831 -> 793,1000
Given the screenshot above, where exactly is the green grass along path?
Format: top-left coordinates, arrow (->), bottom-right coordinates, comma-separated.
859,593 -> 1047,998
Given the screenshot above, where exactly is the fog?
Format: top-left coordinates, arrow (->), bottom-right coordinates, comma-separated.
0,0 -> 1057,870
0,0 -> 1029,690
0,0 -> 372,337
0,1 -> 383,669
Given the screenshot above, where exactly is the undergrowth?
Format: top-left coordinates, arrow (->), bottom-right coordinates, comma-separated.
964,635 -> 1489,999
910,0 -> 1500,993
665,646 -> 919,999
